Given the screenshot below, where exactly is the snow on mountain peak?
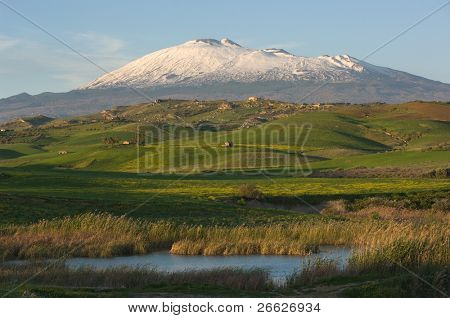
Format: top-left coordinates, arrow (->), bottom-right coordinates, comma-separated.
184,38 -> 241,47
82,38 -> 378,89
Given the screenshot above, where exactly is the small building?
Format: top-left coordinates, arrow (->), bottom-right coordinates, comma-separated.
224,140 -> 233,148
100,110 -> 119,121
122,141 -> 130,145
247,96 -> 260,102
218,102 -> 233,111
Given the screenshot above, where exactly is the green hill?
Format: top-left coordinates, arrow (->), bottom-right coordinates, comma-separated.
0,100 -> 448,173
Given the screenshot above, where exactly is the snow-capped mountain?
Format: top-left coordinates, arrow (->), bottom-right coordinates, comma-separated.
82,38 -> 390,89
1,38 -> 449,121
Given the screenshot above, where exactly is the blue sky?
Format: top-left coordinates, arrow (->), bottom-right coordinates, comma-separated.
0,0 -> 449,98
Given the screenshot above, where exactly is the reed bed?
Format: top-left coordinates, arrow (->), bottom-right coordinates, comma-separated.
0,263 -> 272,291
285,219 -> 449,289
348,234 -> 449,273
1,211 -> 448,273
0,213 -> 203,259
0,214 -> 381,258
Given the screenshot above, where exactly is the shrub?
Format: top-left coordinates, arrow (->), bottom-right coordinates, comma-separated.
430,168 -> 449,179
321,200 -> 348,215
0,172 -> 11,179
432,198 -> 449,212
237,184 -> 263,200
237,198 -> 246,205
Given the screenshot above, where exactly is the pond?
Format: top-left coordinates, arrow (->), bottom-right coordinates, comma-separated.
63,246 -> 352,282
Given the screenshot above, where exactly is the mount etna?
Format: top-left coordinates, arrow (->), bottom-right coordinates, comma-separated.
1,38 -> 449,121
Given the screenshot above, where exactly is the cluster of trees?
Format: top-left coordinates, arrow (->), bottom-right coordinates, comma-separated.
103,136 -> 118,145
0,129 -> 42,144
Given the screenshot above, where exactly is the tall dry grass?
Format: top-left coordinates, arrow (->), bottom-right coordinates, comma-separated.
1,209 -> 448,274
348,223 -> 449,273
0,213 -> 182,259
1,213 -> 365,259
0,263 -> 272,291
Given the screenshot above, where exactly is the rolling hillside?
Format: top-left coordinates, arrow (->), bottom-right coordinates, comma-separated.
0,100 -> 448,174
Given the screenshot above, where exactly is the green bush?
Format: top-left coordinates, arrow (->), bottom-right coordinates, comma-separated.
237,184 -> 263,200
321,200 -> 348,215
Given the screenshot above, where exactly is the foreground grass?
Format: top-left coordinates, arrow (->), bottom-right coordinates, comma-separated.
1,258 -> 447,298
287,261 -> 449,298
0,264 -> 273,297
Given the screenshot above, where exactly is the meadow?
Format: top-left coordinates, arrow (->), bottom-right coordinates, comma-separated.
0,166 -> 448,225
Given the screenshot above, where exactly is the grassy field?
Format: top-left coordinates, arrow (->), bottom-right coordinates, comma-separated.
0,166 -> 448,225
310,150 -> 449,170
0,100 -> 448,297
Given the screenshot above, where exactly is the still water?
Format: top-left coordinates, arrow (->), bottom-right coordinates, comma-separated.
64,246 -> 352,282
